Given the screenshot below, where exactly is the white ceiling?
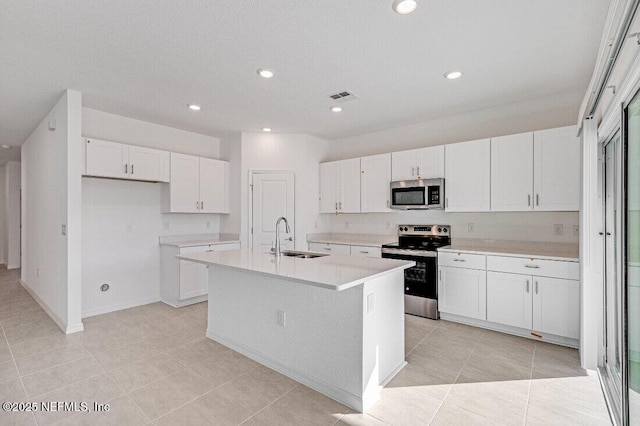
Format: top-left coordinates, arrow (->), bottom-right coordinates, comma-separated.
0,1 -> 609,144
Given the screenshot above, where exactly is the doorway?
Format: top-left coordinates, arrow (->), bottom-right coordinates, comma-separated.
250,172 -> 295,251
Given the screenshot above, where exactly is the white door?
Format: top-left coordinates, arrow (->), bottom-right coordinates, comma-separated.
391,150 -> 418,181
85,138 -> 128,179
532,276 -> 580,339
339,158 -> 361,213
417,145 -> 445,179
533,126 -> 581,211
445,139 -> 491,212
179,260 -> 208,299
361,154 -> 392,212
199,158 -> 229,213
491,132 -> 534,211
486,271 -> 533,329
319,161 -> 339,213
128,145 -> 170,182
438,266 -> 487,319
252,173 -> 295,251
169,153 -> 200,213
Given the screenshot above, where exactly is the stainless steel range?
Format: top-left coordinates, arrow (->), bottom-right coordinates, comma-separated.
381,225 -> 451,320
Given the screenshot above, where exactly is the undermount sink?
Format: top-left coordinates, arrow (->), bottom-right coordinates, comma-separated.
276,250 -> 328,259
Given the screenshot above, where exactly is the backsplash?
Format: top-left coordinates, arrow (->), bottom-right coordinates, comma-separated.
318,211 -> 580,243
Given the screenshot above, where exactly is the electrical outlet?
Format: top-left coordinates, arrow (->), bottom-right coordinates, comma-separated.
277,310 -> 286,327
553,224 -> 564,236
206,221 -> 211,229
386,222 -> 391,230
367,293 -> 375,313
573,225 -> 579,237
468,223 -> 475,233
126,223 -> 133,233
345,221 -> 349,229
163,221 -> 170,231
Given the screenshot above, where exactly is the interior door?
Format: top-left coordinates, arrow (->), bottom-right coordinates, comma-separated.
169,153 -> 200,213
199,158 -> 228,213
251,173 -> 295,251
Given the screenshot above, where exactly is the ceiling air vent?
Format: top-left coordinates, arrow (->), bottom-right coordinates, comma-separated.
328,91 -> 358,103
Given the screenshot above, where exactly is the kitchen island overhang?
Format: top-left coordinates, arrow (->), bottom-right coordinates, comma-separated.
177,249 -> 415,412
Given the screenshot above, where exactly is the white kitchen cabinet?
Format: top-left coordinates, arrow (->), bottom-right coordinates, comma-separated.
438,265 -> 487,320
486,271 -> 533,329
165,153 -> 229,213
85,138 -> 170,182
160,241 -> 240,307
533,126 -> 581,211
361,153 -> 392,212
391,146 -> 445,181
350,245 -> 382,258
308,242 -> 352,255
445,139 -> 491,212
532,276 -> 580,339
319,159 -> 361,213
491,132 -> 534,211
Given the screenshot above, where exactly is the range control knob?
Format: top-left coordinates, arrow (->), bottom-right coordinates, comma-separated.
437,227 -> 442,233
443,228 -> 448,233
403,227 -> 408,231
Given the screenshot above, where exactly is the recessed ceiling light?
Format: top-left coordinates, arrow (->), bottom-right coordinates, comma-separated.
188,104 -> 201,111
444,71 -> 463,80
392,0 -> 417,15
1,145 -> 9,149
257,68 -> 274,79
330,106 -> 343,112
262,127 -> 272,132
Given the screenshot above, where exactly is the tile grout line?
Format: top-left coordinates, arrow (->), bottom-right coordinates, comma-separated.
238,382 -> 302,425
522,342 -> 538,425
0,320 -> 40,426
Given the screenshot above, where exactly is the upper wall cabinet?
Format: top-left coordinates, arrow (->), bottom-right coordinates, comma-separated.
361,153 -> 392,213
445,139 -> 491,212
533,126 -> 581,211
491,126 -> 580,212
84,138 -> 170,182
391,146 -> 445,181
320,159 -> 361,214
165,153 -> 230,214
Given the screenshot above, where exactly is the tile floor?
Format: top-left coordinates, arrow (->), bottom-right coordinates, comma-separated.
0,268 -> 611,425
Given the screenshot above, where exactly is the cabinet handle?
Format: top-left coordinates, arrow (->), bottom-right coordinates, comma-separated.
201,201 -> 204,210
131,164 -> 134,175
335,202 -> 338,211
411,167 -> 415,176
526,280 -> 530,293
446,198 -> 449,208
196,201 -> 200,210
439,270 -> 442,281
535,281 -> 539,294
124,164 -> 128,174
536,194 -> 539,206
339,202 -> 342,210
524,265 -> 540,269
453,258 -> 466,262
528,194 -> 531,206
387,200 -> 390,208
360,251 -> 369,254
324,247 -> 332,251
417,166 -> 421,176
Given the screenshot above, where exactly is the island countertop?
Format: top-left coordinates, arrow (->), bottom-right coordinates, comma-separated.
177,248 -> 415,291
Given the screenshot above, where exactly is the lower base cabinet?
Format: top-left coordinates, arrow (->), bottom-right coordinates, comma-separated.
438,266 -> 487,320
532,276 -> 580,339
308,242 -> 382,257
487,271 -> 533,329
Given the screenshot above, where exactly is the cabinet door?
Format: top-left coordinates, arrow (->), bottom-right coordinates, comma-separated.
319,161 -> 339,213
199,158 -> 229,213
308,242 -> 351,255
486,271 -> 533,329
532,276 -> 579,339
361,154 -> 392,212
445,139 -> 491,212
438,266 -> 487,319
391,150 -> 418,181
417,145 -> 445,179
491,133 -> 534,211
85,138 -> 128,179
169,153 -> 200,213
179,260 -> 208,299
339,158 -> 361,213
533,126 -> 581,211
350,245 -> 381,258
128,145 -> 170,182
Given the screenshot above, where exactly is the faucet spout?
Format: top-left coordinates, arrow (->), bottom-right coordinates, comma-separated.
275,216 -> 290,256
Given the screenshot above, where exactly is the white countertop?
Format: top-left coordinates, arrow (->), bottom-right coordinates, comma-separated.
159,234 -> 240,248
438,239 -> 579,262
177,248 -> 415,291
306,233 -> 396,247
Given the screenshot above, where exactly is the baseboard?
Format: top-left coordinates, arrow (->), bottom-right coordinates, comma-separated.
20,279 -> 81,334
81,296 -> 161,318
440,313 -> 579,348
161,295 -> 208,308
207,330 -> 368,413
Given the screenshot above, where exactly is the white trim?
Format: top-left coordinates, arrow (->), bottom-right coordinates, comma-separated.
20,279 -> 84,334
206,329 -> 405,413
81,296 -> 161,318
440,313 -> 579,348
160,294 -> 207,308
599,49 -> 640,138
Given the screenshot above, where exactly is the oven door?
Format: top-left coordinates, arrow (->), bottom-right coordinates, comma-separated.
391,186 -> 426,209
381,251 -> 437,299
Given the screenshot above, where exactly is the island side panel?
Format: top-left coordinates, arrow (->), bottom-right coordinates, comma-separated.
206,265 -> 365,409
361,270 -> 406,410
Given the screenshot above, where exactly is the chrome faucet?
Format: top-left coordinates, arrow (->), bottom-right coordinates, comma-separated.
274,216 -> 291,256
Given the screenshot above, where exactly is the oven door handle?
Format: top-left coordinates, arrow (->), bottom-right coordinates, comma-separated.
381,248 -> 437,258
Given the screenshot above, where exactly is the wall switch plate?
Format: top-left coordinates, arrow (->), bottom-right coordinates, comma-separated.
61,224 -> 66,236
553,224 -> 564,236
163,221 -> 170,231
367,293 -> 374,313
468,223 -> 475,233
206,221 -> 211,229
126,223 -> 133,233
573,225 -> 579,237
277,310 -> 286,327
47,120 -> 56,131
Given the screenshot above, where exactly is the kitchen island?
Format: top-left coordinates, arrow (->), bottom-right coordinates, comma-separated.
177,248 -> 415,412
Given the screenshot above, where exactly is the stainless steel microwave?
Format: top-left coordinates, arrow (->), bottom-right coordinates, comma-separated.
390,179 -> 445,210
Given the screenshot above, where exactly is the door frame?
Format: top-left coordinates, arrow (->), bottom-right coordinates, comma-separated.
248,170 -> 295,250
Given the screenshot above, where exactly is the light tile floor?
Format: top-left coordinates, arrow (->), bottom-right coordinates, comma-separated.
0,268 -> 611,425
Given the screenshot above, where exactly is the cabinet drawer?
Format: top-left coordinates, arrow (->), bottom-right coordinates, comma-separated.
486,255 -> 579,280
179,242 -> 240,255
350,245 -> 381,258
308,242 -> 351,255
438,251 -> 486,270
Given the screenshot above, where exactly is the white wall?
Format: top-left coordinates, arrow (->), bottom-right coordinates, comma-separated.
22,90 -> 83,333
81,108 -> 223,317
4,162 -> 21,269
238,132 -> 332,250
219,133 -> 242,237
0,166 -> 5,264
